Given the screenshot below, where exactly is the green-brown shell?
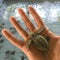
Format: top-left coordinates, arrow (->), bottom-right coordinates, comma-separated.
26,27 -> 49,52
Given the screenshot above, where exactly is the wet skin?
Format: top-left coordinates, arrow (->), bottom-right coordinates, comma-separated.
1,6 -> 60,60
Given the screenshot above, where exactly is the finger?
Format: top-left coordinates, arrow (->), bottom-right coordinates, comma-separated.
2,29 -> 24,49
28,6 -> 46,29
18,8 -> 36,32
28,6 -> 49,36
9,16 -> 29,40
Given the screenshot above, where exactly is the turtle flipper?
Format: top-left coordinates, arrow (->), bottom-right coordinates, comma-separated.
27,39 -> 32,50
37,27 -> 44,34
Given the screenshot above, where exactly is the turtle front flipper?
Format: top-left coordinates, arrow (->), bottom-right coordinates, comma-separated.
26,39 -> 32,50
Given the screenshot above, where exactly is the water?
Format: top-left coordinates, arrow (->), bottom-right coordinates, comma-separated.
0,0 -> 60,60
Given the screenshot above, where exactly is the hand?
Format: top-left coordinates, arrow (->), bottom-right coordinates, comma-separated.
2,6 -> 60,60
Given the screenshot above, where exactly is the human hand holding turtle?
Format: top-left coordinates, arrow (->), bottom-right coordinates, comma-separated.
2,6 -> 60,60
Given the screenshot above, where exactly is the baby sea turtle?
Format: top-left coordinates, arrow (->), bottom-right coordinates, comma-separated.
26,27 -> 49,52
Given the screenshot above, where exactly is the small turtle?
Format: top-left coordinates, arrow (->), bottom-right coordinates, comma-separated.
26,27 -> 49,52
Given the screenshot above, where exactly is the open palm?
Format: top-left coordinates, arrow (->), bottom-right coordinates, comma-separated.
2,6 -> 60,60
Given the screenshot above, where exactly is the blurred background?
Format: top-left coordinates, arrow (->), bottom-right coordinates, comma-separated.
0,0 -> 60,60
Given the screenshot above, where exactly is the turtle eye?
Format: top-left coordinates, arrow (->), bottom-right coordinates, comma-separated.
46,36 -> 50,42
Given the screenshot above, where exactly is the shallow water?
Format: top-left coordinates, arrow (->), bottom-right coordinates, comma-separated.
0,0 -> 60,60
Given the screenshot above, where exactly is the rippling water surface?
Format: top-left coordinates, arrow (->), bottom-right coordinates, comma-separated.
0,0 -> 60,60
